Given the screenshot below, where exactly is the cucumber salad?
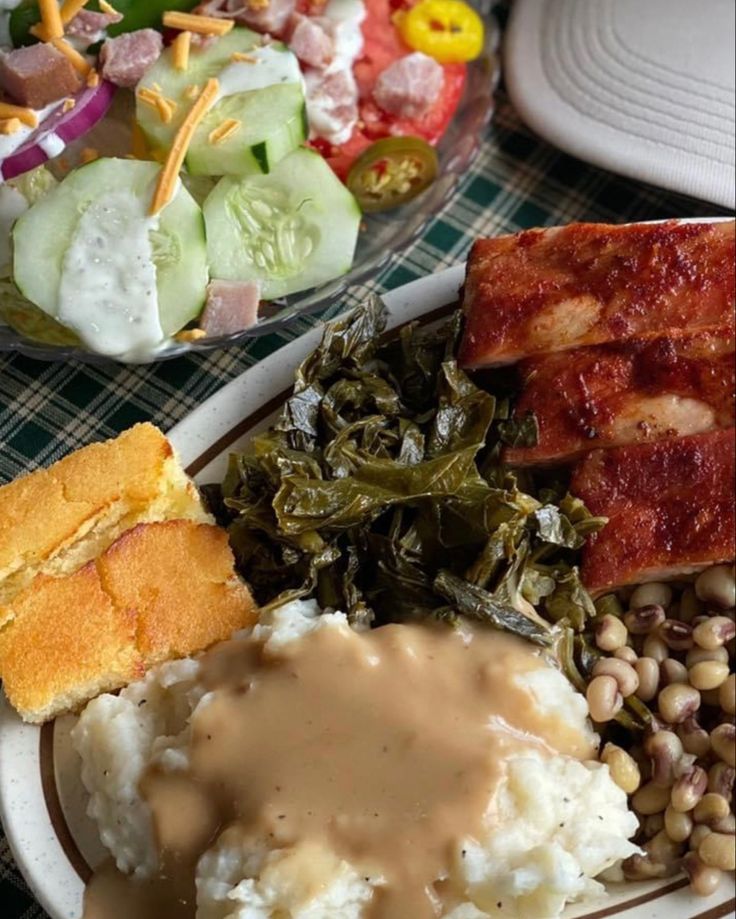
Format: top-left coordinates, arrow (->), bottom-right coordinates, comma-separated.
0,0 -> 484,359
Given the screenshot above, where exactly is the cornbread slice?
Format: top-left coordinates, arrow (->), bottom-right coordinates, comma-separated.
0,423 -> 210,618
0,520 -> 257,723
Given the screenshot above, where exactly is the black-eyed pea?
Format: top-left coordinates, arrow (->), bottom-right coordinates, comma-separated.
592,658 -> 639,697
644,730 -> 683,787
710,723 -> 736,767
678,717 -> 711,758
600,743 -> 641,794
595,614 -> 628,651
689,824 -> 713,851
692,616 -> 736,651
719,674 -> 735,715
679,587 -> 704,623
695,565 -> 736,609
698,831 -> 736,871
634,657 -> 660,702
642,633 -> 669,663
625,605 -> 666,635
693,793 -> 731,827
632,780 -> 671,815
586,675 -> 623,722
614,645 -> 638,664
670,766 -> 708,812
658,683 -> 700,724
664,804 -> 693,843
712,813 -> 736,835
660,658 -> 688,686
686,645 -> 729,667
659,619 -> 694,651
707,763 -> 735,799
682,852 -> 723,897
630,582 -> 673,610
688,660 -> 730,691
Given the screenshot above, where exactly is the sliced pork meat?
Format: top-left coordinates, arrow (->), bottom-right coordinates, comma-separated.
571,429 -> 736,595
0,43 -> 82,108
65,9 -> 123,40
201,280 -> 261,337
195,0 -> 297,38
506,328 -> 736,466
304,67 -> 359,146
459,221 -> 736,368
99,29 -> 163,89
373,52 -> 444,119
288,13 -> 334,69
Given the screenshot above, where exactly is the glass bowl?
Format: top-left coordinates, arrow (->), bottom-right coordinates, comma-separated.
0,3 -> 500,364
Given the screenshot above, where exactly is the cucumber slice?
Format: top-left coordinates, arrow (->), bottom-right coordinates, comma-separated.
203,147 -> 361,300
137,30 -> 307,177
12,158 -> 208,349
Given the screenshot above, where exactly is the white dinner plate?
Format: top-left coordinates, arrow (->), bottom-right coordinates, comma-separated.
1,260 -> 734,919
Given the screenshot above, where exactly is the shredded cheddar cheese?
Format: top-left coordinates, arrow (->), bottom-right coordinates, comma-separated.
230,51 -> 259,63
174,328 -> 207,343
173,31 -> 192,71
36,0 -> 64,40
138,87 -> 178,124
99,0 -> 120,14
0,103 -> 38,128
0,118 -> 23,135
208,118 -> 241,145
59,0 -> 90,25
162,11 -> 235,36
86,69 -> 100,88
62,97 -> 77,113
150,77 -> 220,215
184,83 -> 202,100
51,38 -> 92,75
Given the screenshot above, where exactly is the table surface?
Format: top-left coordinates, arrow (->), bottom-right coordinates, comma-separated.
0,7 -> 732,916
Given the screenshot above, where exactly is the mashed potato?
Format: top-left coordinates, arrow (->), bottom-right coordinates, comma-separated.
72,600 -> 639,918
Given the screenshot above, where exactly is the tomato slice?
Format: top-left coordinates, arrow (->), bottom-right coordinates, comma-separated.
347,136 -> 438,212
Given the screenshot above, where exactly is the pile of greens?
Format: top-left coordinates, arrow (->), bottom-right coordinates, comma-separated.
206,296 -> 620,681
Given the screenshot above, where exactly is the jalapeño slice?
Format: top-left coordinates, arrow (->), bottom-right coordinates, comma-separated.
347,137 -> 439,213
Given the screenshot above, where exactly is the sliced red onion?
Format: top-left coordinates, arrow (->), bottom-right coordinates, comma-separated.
0,80 -> 117,182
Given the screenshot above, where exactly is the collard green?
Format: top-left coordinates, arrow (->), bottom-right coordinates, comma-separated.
213,296 -> 606,648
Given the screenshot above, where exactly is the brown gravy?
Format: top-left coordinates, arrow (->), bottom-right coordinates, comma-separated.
83,619 -> 595,918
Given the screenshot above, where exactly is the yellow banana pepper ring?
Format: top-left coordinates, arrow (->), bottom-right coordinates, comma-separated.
397,0 -> 485,64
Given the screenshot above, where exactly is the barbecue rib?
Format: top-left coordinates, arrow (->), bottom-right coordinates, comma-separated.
506,329 -> 736,466
459,220 -> 735,368
571,430 -> 736,595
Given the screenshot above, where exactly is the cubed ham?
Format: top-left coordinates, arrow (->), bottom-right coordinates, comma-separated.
571,430 -> 736,595
0,43 -> 82,109
304,67 -> 359,145
99,29 -> 163,89
288,13 -> 334,68
201,280 -> 261,337
506,328 -> 736,466
195,0 -> 297,38
373,52 -> 444,119
459,221 -> 736,368
66,9 -> 123,40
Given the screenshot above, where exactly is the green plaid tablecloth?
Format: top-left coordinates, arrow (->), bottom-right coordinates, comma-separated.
0,11 -> 732,916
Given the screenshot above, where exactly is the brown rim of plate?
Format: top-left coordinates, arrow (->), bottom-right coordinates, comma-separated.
36,300 -> 736,916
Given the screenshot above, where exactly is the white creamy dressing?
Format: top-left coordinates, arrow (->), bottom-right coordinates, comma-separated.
57,189 -> 165,359
214,43 -> 303,104
302,0 -> 366,146
38,131 -> 65,159
0,182 -> 26,275
0,0 -> 21,50
0,100 -> 61,166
